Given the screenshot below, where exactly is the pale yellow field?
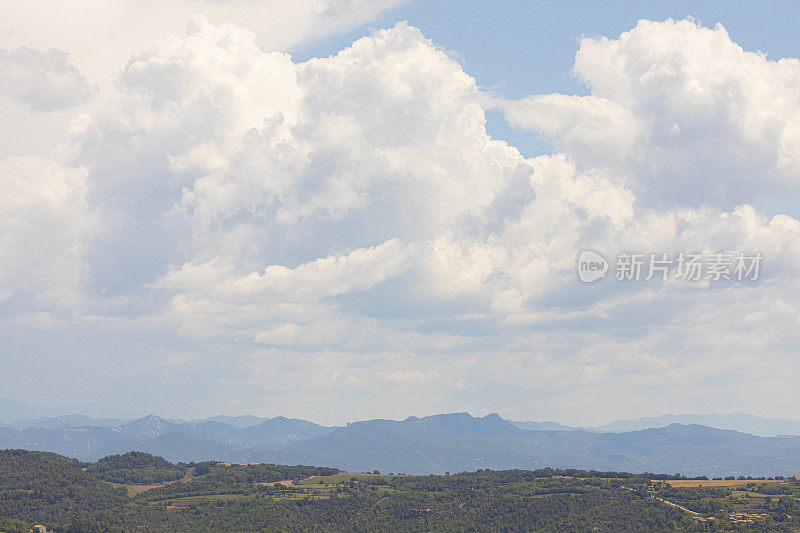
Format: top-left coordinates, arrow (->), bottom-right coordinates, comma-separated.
256,479 -> 295,486
110,482 -> 168,496
657,479 -> 783,488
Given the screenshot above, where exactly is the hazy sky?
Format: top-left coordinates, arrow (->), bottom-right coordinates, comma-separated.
1,1 -> 799,425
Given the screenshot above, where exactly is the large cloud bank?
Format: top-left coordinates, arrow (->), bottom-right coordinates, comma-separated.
1,16 -> 799,422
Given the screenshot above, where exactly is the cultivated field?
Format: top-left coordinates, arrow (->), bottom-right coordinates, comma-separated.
660,479 -> 785,488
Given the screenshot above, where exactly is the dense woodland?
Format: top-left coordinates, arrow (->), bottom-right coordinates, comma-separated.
1,449 -> 799,532
85,452 -> 186,484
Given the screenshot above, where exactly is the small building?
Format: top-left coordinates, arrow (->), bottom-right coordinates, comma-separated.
32,526 -> 47,533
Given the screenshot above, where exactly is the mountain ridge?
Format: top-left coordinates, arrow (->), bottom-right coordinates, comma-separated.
2,411 -> 800,477
4,396 -> 799,437
591,413 -> 800,436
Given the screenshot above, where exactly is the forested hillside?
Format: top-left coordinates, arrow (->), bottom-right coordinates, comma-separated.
0,450 -> 127,526
85,451 -> 186,484
2,450 -> 800,531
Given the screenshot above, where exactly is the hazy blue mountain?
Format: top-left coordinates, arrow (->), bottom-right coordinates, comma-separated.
192,415 -> 268,428
247,413 -> 536,473
0,420 -> 240,462
0,398 -> 62,422
116,414 -> 191,439
0,413 -> 335,460
117,431 -> 239,463
6,415 -> 129,430
0,397 -> 133,421
0,423 -> 135,460
179,418 -> 333,449
113,414 -> 335,449
247,415 -> 800,476
594,413 -> 800,436
409,412 -> 522,436
181,420 -> 252,448
4,411 -> 800,476
508,419 -> 579,431
240,416 -> 335,444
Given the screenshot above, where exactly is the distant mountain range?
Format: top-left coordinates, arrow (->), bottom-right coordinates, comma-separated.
507,420 -> 579,432
0,414 -> 334,463
2,409 -> 800,477
0,397 -> 133,422
507,414 -> 800,437
590,413 -> 800,437
6,397 -> 800,436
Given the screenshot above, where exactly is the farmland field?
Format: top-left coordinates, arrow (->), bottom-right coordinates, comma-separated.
659,478 -> 785,488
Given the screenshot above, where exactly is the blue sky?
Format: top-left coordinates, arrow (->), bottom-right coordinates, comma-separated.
1,0 -> 799,425
299,1 -> 800,95
296,1 -> 800,158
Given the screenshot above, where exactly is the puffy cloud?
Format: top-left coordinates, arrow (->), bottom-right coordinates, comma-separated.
87,19 -> 794,389
3,15 -> 800,422
0,0 -> 408,88
178,21 -> 526,232
68,19 -> 800,351
503,18 -> 800,212
502,94 -> 643,164
0,0 -> 405,172
159,238 -> 412,302
0,155 -> 93,310
115,15 -> 300,177
86,20 -> 535,329
71,16 -> 300,298
0,47 -> 92,111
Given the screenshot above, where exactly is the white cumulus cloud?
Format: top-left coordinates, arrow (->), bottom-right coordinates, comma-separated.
0,155 -> 94,310
2,14 -> 800,422
503,18 -> 800,212
0,47 -> 92,111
